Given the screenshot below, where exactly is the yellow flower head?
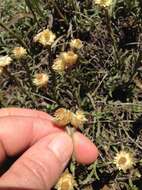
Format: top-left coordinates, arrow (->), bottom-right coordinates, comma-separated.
114,150 -> 134,172
54,108 -> 72,127
52,58 -> 65,74
12,46 -> 27,59
33,73 -> 49,87
95,0 -> 112,7
70,39 -> 83,49
70,110 -> 87,128
33,29 -> 56,46
55,171 -> 77,190
0,55 -> 12,67
61,51 -> 78,68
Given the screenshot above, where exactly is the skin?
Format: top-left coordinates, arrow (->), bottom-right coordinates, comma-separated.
0,108 -> 98,190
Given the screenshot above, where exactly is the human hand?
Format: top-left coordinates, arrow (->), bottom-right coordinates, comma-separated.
0,108 -> 98,190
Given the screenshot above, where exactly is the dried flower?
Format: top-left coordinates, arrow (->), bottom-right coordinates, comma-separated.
33,73 -> 49,87
52,58 -> 65,74
95,0 -> 112,7
54,108 -> 72,127
12,46 -> 27,59
61,51 -> 78,68
0,55 -> 12,67
114,150 -> 134,172
33,29 -> 56,46
70,39 -> 83,49
70,110 -> 87,128
55,171 -> 77,190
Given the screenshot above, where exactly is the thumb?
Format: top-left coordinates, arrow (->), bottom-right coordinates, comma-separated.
0,133 -> 73,190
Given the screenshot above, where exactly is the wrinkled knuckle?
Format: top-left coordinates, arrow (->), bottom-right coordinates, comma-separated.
18,157 -> 51,189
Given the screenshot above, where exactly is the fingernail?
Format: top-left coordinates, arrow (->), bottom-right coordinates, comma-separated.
48,133 -> 73,166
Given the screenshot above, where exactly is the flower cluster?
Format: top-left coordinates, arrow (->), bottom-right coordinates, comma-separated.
33,29 -> 83,83
54,108 -> 87,128
52,51 -> 78,74
0,46 -> 28,75
0,30 -> 83,88
52,38 -> 83,74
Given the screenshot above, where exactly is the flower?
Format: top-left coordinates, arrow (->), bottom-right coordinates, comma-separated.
55,171 -> 77,190
0,55 -> 12,67
33,29 -> 56,46
52,51 -> 78,73
33,73 -> 49,87
60,51 -> 78,68
70,110 -> 87,128
95,0 -> 112,7
12,46 -> 27,59
52,58 -> 65,74
114,150 -> 134,172
70,39 -> 83,49
54,108 -> 72,127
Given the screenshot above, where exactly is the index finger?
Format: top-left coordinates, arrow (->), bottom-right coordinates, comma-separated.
0,108 -> 52,120
0,108 -> 98,164
0,113 -> 62,163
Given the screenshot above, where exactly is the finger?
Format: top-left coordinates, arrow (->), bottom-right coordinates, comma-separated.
0,133 -> 73,190
0,116 -> 62,163
0,108 -> 52,120
73,132 -> 99,164
0,109 -> 98,165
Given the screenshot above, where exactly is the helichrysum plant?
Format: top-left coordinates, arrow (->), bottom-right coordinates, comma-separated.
95,0 -> 112,7
52,58 -> 65,74
55,170 -> 77,190
33,73 -> 49,88
0,55 -> 12,67
12,46 -> 27,59
60,51 -> 78,68
54,108 -> 87,129
114,150 -> 134,172
52,51 -> 78,74
70,110 -> 87,128
54,108 -> 72,127
70,39 -> 83,50
33,29 -> 56,46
